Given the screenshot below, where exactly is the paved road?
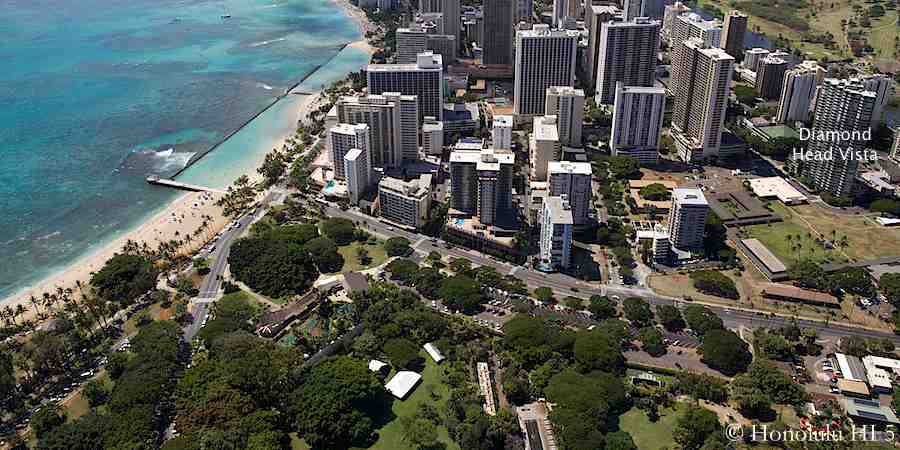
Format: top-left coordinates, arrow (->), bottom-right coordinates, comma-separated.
185,190 -> 281,342
324,206 -> 900,344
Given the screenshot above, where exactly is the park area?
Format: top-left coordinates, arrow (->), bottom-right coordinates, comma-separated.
742,202 -> 900,266
336,240 -> 388,273
618,402 -> 683,450
289,354 -> 459,450
696,0 -> 900,67
367,355 -> 460,450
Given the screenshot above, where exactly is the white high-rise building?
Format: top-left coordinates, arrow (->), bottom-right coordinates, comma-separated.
585,5 -> 622,89
449,148 -> 514,225
422,116 -> 444,155
671,13 -> 722,49
530,115 -> 560,181
367,52 -> 444,120
668,188 -> 709,251
671,38 -> 734,163
548,161 -> 592,226
344,147 -> 372,205
545,86 -> 584,147
378,175 -> 432,229
798,78 -> 877,197
330,123 -> 370,180
611,83 -> 665,164
334,93 -> 419,167
669,13 -> 722,93
776,60 -> 825,124
662,2 -> 691,40
539,196 -> 574,271
594,18 -> 660,105
396,27 -> 428,63
514,24 -> 578,116
743,48 -> 770,72
492,115 -> 513,150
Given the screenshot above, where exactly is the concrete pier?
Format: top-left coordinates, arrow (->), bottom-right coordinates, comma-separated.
146,175 -> 226,194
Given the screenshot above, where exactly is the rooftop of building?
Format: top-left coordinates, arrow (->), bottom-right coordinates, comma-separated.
379,175 -> 431,198
367,51 -> 442,71
546,86 -> 585,97
544,196 -> 574,224
617,84 -> 666,95
330,122 -> 369,135
760,282 -> 838,306
741,238 -> 787,274
673,187 -> 708,206
678,12 -> 720,29
493,115 -> 513,127
533,115 -> 559,141
344,148 -> 364,161
548,160 -> 592,175
517,23 -> 580,38
453,138 -> 485,152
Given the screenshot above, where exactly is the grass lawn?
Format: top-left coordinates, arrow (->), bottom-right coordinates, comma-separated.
742,202 -> 848,268
618,402 -> 683,450
63,373 -> 112,422
337,240 -> 388,273
365,355 -> 460,450
123,300 -> 175,335
220,290 -> 269,316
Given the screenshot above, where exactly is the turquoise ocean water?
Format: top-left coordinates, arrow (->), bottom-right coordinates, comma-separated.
0,0 -> 369,300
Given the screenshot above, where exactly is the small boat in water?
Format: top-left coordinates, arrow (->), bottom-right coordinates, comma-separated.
221,5 -> 231,19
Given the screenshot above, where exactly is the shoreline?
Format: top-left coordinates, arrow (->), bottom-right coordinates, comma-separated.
1,2 -> 377,323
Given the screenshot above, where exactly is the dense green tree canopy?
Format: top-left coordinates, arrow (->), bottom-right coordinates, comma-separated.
588,295 -> 617,319
228,236 -> 318,298
384,236 -> 412,256
304,236 -> 345,273
438,275 -> 484,314
656,304 -> 685,331
321,218 -> 357,245
383,338 -> 422,370
574,329 -> 624,374
288,356 -> 385,449
682,305 -> 724,337
637,327 -> 666,356
673,405 -> 722,450
700,329 -> 751,375
623,297 -> 654,327
90,253 -> 159,304
690,270 -> 739,299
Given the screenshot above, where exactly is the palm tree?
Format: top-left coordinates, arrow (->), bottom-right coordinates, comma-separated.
29,295 -> 41,316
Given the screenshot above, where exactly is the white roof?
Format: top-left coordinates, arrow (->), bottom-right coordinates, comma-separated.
835,353 -> 866,382
544,196 -> 574,225
423,343 -> 445,363
345,148 -> 363,162
673,187 -> 708,206
369,359 -> 388,372
548,161 -> 592,176
863,356 -> 895,391
385,371 -> 422,399
747,177 -> 807,204
533,115 -> 559,142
